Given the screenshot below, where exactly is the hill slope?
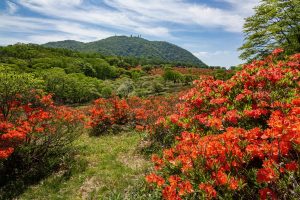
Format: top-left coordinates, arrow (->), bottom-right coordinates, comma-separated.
43,36 -> 207,67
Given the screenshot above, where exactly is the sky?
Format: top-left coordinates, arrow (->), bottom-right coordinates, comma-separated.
0,0 -> 260,67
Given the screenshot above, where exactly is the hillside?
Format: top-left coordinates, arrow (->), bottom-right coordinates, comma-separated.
43,36 -> 207,67
0,44 -> 226,104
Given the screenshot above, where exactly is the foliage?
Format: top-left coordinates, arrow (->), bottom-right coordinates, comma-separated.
38,68 -> 103,103
0,70 -> 44,119
116,79 -> 135,98
142,65 -> 153,73
212,68 -> 235,81
0,44 -> 209,104
239,0 -> 300,61
145,50 -> 300,199
162,69 -> 184,83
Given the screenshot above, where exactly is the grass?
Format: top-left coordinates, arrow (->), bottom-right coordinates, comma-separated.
17,131 -> 151,200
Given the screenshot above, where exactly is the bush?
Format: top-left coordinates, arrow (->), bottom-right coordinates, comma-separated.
101,86 -> 113,98
39,68 -> 103,103
116,79 -> 135,98
0,71 -> 85,198
88,95 -> 182,136
0,70 -> 44,119
162,69 -> 183,84
151,81 -> 164,93
88,97 -> 130,135
145,50 -> 300,199
142,65 -> 153,73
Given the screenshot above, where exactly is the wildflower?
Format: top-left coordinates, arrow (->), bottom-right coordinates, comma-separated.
257,167 -> 278,183
228,178 -> 239,190
199,183 -> 217,199
215,170 -> 228,185
259,188 -> 277,200
285,161 -> 298,171
145,173 -> 165,187
272,48 -> 284,55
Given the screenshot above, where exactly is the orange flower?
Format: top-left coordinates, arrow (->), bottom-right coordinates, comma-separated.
228,177 -> 239,190
168,175 -> 181,187
178,180 -> 194,196
272,48 -> 284,55
151,154 -> 164,170
257,167 -> 278,183
199,183 -> 217,199
215,170 -> 228,185
162,185 -> 181,200
145,173 -> 165,187
0,147 -> 14,159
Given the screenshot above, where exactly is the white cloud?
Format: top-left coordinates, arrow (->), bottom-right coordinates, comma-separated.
6,1 -> 18,15
103,0 -> 257,32
193,51 -> 209,58
219,0 -> 259,16
194,51 -> 230,58
193,50 -> 239,67
0,15 -> 115,44
13,0 -> 259,42
17,0 -> 171,37
135,27 -> 171,38
0,36 -> 28,45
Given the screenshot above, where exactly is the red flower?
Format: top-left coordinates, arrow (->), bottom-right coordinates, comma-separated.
151,154 -> 164,170
292,98 -> 300,106
285,161 -> 298,172
257,167 -> 278,183
215,170 -> 228,185
0,147 -> 14,159
162,185 -> 181,200
178,180 -> 194,196
145,173 -> 165,187
259,188 -> 277,200
228,177 -> 239,190
272,48 -> 284,55
199,183 -> 217,199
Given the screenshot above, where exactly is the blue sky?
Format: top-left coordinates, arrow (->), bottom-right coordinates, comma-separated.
0,0 -> 260,66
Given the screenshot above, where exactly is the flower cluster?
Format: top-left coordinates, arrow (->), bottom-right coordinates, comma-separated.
0,93 -> 85,160
146,50 -> 300,199
88,95 -> 181,135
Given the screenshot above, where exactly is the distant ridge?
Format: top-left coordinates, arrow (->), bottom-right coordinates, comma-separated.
43,36 -> 207,67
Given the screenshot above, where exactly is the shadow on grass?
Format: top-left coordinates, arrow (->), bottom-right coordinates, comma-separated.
0,150 -> 88,200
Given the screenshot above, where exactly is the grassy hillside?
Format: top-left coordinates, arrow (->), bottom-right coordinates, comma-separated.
44,36 -> 207,67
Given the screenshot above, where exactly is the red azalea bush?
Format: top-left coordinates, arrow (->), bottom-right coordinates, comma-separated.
88,97 -> 130,135
145,50 -> 300,199
88,95 -> 181,136
0,93 -> 85,161
0,87 -> 85,190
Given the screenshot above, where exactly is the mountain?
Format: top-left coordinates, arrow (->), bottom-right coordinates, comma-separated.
43,40 -> 85,51
43,36 -> 207,67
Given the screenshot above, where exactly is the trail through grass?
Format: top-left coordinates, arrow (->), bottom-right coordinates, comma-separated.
18,132 -> 151,200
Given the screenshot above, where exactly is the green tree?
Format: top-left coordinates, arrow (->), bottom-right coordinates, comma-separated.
141,65 -> 153,73
0,68 -> 43,119
116,78 -> 134,97
162,69 -> 183,84
239,0 -> 300,61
